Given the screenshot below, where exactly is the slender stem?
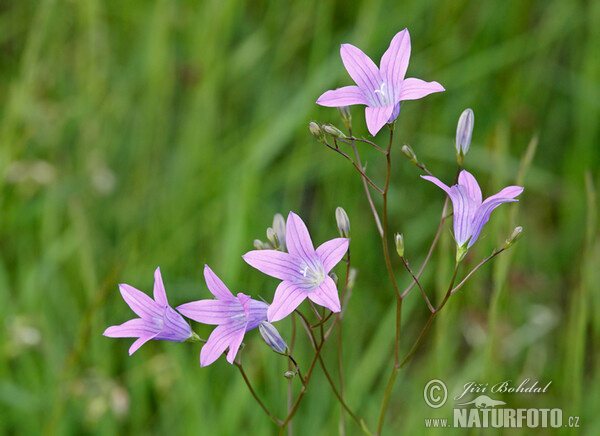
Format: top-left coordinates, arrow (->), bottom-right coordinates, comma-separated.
287,313 -> 297,436
450,248 -> 505,295
400,256 -> 434,312
338,136 -> 387,154
235,359 -> 282,426
324,139 -> 384,194
337,319 -> 346,436
288,355 -> 305,385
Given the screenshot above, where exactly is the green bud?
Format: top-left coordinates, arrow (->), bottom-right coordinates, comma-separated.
309,122 -> 324,141
273,213 -> 286,251
335,207 -> 351,239
329,272 -> 339,286
401,144 -> 418,164
337,106 -> 352,129
503,226 -> 523,249
322,124 -> 346,138
266,227 -> 280,250
284,371 -> 295,379
395,233 -> 404,258
347,268 -> 357,291
253,239 -> 266,250
456,108 -> 474,165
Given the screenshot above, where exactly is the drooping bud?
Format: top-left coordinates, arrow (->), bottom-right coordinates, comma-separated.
337,106 -> 352,129
321,124 -> 346,139
273,213 -> 286,251
329,272 -> 339,286
503,226 -> 523,249
395,233 -> 404,258
455,108 -> 474,165
309,122 -> 324,141
266,227 -> 280,250
253,239 -> 266,250
259,321 -> 288,355
335,207 -> 351,239
401,144 -> 418,164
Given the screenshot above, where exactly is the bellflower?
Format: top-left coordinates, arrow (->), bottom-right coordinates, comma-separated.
103,268 -> 192,355
177,265 -> 268,367
243,212 -> 349,322
316,29 -> 445,136
422,170 -> 524,258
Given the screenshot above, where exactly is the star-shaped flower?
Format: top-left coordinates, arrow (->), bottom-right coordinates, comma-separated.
103,268 -> 192,355
243,212 -> 349,322
317,28 -> 445,136
422,170 -> 524,257
177,265 -> 269,367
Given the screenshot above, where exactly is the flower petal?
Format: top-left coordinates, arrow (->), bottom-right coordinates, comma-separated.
449,185 -> 478,246
267,281 -> 308,323
316,238 -> 349,273
246,299 -> 269,331
285,212 -> 316,260
316,86 -> 369,107
458,170 -> 482,205
380,29 -> 411,102
340,43 -> 382,102
242,249 -> 300,281
225,327 -> 246,364
308,276 -> 341,313
128,335 -> 155,355
421,175 -> 452,196
200,322 -> 246,367
155,306 -> 192,342
203,265 -> 234,301
119,284 -> 161,320
177,299 -> 242,325
364,105 -> 395,136
153,267 -> 168,307
484,186 -> 524,204
469,197 -> 519,248
398,78 -> 445,101
103,318 -> 158,338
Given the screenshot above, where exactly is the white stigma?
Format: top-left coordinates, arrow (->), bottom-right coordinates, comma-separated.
298,260 -> 326,290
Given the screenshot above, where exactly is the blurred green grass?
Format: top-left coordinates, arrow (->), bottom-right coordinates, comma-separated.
0,0 -> 599,434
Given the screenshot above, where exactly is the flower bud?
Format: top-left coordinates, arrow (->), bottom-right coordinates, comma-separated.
266,227 -> 280,250
284,371 -> 295,379
309,122 -> 324,141
335,207 -> 351,239
259,321 -> 288,355
337,106 -> 352,129
395,233 -> 404,258
273,213 -> 286,251
321,124 -> 346,139
253,239 -> 266,250
401,144 -> 418,164
347,268 -> 357,291
503,226 -> 523,249
329,272 -> 339,286
455,108 -> 474,165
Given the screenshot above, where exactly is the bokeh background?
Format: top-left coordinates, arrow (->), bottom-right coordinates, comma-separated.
1,0 -> 599,434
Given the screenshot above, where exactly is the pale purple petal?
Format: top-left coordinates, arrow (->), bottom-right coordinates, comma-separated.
379,29 -> 411,102
398,78 -> 445,101
449,185 -> 478,246
200,322 -> 246,367
340,43 -> 382,102
153,267 -> 168,307
119,283 -> 161,320
365,104 -> 395,136
267,281 -> 308,323
246,299 -> 269,331
421,175 -> 452,196
483,186 -> 524,204
285,212 -> 316,260
388,102 -> 401,123
316,86 -> 369,107
155,306 -> 192,342
469,197 -> 519,247
128,336 -> 155,355
177,299 -> 242,325
225,328 -> 246,364
458,170 -> 482,205
316,238 -> 349,273
237,293 -> 251,318
103,318 -> 158,338
242,249 -> 300,281
308,276 -> 341,313
203,265 -> 234,301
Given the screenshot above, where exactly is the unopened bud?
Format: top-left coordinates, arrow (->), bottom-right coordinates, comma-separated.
395,233 -> 404,258
347,268 -> 357,291
401,144 -> 418,164
322,124 -> 346,138
259,321 -> 288,355
266,227 -> 280,250
284,371 -> 295,379
309,122 -> 324,141
253,239 -> 266,250
273,213 -> 286,251
503,226 -> 523,249
337,106 -> 352,129
335,207 -> 351,239
455,108 -> 474,165
329,272 -> 339,286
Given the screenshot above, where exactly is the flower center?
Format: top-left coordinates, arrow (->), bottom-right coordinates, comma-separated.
297,259 -> 325,290
373,82 -> 391,106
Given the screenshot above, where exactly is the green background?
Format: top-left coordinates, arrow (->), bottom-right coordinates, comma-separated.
1,0 -> 598,434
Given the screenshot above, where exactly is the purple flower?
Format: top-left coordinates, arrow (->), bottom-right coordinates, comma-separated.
316,29 -> 445,136
243,212 -> 349,322
103,268 -> 192,355
422,170 -> 524,252
177,265 -> 268,367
